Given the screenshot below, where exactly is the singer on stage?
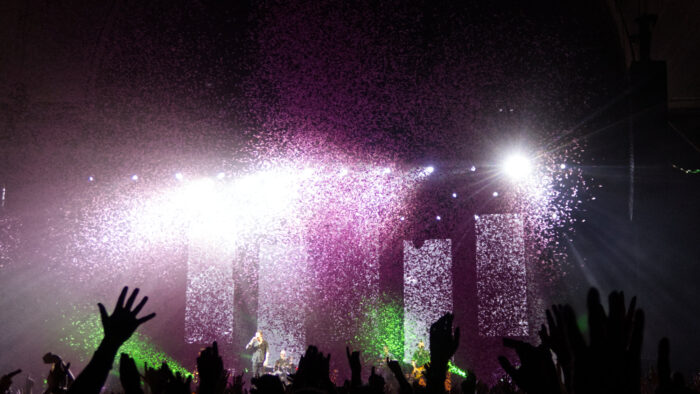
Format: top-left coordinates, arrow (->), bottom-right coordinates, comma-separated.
245,330 -> 269,377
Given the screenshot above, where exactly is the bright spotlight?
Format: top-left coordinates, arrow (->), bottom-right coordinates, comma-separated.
88,176 -> 94,182
302,168 -> 314,178
560,163 -> 566,169
425,166 -> 434,174
470,165 -> 476,172
492,191 -> 499,197
175,172 -> 183,180
502,154 -> 532,180
216,172 -> 225,180
452,192 -> 457,198
131,174 -> 139,181
436,215 -> 441,221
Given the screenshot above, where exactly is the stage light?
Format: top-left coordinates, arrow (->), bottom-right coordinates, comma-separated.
452,192 -> 457,198
425,166 -> 434,174
492,191 -> 499,197
470,166 -> 476,172
216,172 -> 225,180
502,154 -> 532,181
131,175 -> 139,181
175,173 -> 183,180
400,216 -> 405,221
88,176 -> 94,182
474,214 -> 480,220
302,168 -> 314,178
560,163 -> 566,169
436,215 -> 441,221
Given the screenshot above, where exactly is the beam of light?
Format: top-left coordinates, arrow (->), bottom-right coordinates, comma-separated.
403,239 -> 453,362
475,214 -> 528,336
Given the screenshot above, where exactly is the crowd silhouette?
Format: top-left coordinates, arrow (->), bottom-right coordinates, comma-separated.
1,286 -> 698,394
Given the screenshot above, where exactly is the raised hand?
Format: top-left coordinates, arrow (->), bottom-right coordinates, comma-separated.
228,371 -> 246,394
196,341 -> 226,394
430,313 -> 460,365
290,345 -> 332,391
498,338 -> 561,394
368,366 -> 386,394
427,313 -> 460,393
68,286 -> 155,394
0,369 -> 21,393
165,371 -> 192,394
119,353 -> 143,394
346,346 -> 362,388
98,287 -> 156,347
585,288 -> 644,394
143,362 -> 169,394
387,358 -> 412,394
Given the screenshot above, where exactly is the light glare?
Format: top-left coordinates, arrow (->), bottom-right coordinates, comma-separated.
502,154 -> 532,181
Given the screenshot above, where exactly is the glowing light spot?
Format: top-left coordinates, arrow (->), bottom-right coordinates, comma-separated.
339,168 -> 349,177
383,167 -> 391,174
88,176 -> 94,182
216,172 -> 225,180
436,215 -> 441,221
175,172 -> 183,180
470,166 -> 476,172
502,154 -> 532,181
131,174 -> 139,181
474,214 -> 480,220
451,192 -> 457,198
560,163 -> 566,169
424,166 -> 434,174
492,191 -> 499,197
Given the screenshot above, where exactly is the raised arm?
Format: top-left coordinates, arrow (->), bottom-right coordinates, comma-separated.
68,287 -> 155,394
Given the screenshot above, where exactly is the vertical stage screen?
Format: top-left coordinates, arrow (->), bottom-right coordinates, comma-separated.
185,236 -> 236,343
475,213 -> 528,336
257,234 -> 309,363
403,239 -> 453,362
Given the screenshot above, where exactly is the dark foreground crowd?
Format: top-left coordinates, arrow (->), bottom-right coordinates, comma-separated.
1,286 -> 698,394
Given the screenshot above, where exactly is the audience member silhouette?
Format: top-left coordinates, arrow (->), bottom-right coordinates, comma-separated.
1,286 -> 699,394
